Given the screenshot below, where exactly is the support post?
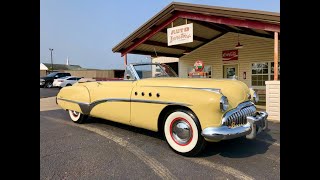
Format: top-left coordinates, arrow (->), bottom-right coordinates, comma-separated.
124,54 -> 127,66
274,32 -> 278,80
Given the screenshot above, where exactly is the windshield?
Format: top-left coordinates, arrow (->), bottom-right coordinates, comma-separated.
132,64 -> 177,79
46,72 -> 58,77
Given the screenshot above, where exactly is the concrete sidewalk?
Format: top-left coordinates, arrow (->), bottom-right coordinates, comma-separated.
40,97 -> 61,112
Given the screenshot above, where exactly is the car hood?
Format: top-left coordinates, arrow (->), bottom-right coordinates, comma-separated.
137,78 -> 250,108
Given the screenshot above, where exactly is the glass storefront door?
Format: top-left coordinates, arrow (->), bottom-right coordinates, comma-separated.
223,64 -> 238,79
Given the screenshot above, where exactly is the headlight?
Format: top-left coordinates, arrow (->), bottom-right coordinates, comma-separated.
40,79 -> 45,82
253,91 -> 259,103
220,96 -> 229,112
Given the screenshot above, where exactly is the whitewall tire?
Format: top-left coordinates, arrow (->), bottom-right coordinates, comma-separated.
68,110 -> 88,124
164,109 -> 206,156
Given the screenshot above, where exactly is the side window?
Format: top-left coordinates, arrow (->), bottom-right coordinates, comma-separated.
56,73 -> 62,78
124,67 -> 135,80
68,78 -> 75,80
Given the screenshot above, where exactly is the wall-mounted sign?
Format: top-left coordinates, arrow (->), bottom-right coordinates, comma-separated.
194,60 -> 204,72
167,23 -> 193,46
188,60 -> 210,78
222,50 -> 238,61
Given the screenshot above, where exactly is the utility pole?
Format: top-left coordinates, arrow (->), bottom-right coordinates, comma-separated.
49,48 -> 54,73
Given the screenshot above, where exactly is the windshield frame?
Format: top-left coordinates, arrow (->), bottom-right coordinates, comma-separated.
130,63 -> 177,80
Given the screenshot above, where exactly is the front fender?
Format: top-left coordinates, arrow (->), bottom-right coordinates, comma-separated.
154,87 -> 225,130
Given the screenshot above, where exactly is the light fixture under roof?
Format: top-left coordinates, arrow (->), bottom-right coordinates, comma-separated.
235,33 -> 244,49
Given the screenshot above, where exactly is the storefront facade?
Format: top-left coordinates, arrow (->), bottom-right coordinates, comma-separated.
113,2 -> 280,120
179,32 -> 280,102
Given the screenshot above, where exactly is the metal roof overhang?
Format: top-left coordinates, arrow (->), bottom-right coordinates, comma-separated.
112,2 -> 280,58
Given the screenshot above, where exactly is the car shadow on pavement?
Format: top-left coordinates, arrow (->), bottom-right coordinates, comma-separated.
199,132 -> 276,158
86,116 -> 165,140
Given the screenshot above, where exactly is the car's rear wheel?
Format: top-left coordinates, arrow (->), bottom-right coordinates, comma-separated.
68,110 -> 88,124
163,109 -> 206,156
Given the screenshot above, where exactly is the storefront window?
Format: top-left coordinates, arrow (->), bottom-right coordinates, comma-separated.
251,61 -> 280,87
252,63 -> 268,86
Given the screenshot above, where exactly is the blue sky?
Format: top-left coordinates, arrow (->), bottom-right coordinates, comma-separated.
40,0 -> 279,70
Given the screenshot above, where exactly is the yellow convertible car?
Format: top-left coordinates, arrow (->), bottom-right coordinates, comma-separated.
57,63 -> 267,156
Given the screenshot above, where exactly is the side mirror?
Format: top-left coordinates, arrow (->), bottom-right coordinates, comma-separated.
125,74 -> 131,80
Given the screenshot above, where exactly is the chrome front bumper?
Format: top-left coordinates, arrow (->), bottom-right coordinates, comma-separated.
201,111 -> 268,141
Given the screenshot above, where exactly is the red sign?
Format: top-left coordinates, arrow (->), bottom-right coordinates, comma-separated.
222,50 -> 238,61
194,60 -> 204,72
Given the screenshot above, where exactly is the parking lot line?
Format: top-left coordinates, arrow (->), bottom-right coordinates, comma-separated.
42,115 -> 178,180
255,138 -> 280,147
187,158 -> 255,180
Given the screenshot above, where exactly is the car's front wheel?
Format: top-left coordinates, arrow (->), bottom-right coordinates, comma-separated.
163,109 -> 206,156
44,81 -> 53,88
68,110 -> 88,124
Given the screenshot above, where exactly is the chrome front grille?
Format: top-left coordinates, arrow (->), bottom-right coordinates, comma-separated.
223,105 -> 256,127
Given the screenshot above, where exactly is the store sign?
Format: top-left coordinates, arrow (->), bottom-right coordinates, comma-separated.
222,50 -> 238,61
167,23 -> 193,46
194,60 -> 204,72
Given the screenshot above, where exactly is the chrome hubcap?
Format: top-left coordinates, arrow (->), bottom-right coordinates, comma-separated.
171,120 -> 192,145
71,110 -> 79,117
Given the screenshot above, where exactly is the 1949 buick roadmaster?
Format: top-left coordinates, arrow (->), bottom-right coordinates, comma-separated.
56,63 -> 267,156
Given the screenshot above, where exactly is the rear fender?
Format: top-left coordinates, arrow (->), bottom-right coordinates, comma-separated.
56,86 -> 91,114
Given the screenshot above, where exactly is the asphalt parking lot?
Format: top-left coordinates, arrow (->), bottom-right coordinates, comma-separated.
40,88 -> 280,180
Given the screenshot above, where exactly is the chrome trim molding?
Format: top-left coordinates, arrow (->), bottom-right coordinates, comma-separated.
141,86 -> 222,94
201,111 -> 268,141
131,99 -> 191,106
57,97 -> 191,115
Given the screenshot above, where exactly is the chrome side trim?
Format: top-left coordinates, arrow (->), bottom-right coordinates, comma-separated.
222,101 -> 255,125
131,99 -> 191,106
57,98 -> 89,105
57,98 -> 91,114
141,86 -> 222,94
57,98 -> 191,115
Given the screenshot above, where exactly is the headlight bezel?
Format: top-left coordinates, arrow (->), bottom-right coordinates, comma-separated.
220,96 -> 229,112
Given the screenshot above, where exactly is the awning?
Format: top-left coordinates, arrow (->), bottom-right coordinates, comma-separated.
112,2 -> 280,58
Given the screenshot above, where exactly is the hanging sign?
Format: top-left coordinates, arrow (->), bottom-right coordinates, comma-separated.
222,50 -> 238,61
167,23 -> 193,46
